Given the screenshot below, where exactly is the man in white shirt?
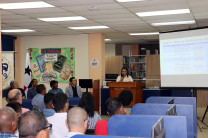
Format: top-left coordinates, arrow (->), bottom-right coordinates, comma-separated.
65,107 -> 88,138
47,93 -> 69,138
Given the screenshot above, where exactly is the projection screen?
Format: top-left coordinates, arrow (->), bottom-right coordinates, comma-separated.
160,28 -> 208,88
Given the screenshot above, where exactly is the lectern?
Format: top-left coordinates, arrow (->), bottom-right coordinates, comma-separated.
107,82 -> 145,106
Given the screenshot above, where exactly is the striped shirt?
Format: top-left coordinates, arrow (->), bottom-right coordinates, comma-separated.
87,112 -> 102,129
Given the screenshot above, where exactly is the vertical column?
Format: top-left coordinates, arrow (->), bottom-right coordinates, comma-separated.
14,37 -> 23,88
88,33 -> 105,112
88,33 -> 105,81
0,10 -> 2,107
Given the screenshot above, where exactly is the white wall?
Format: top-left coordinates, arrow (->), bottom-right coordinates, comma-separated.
22,34 -> 89,92
105,43 -> 115,56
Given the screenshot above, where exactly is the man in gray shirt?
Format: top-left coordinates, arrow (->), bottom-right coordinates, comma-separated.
65,77 -> 82,98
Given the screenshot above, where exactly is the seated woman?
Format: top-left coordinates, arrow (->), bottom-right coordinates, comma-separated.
48,80 -> 63,94
116,67 -> 133,82
78,92 -> 102,134
118,90 -> 133,115
6,80 -> 26,99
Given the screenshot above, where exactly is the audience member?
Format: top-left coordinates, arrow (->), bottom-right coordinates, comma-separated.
43,93 -> 55,117
65,107 -> 88,138
27,79 -> 38,99
48,80 -> 63,94
32,84 -> 46,112
118,90 -> 133,114
78,92 -> 101,131
47,93 -> 69,138
65,77 -> 82,98
95,98 -> 125,135
6,102 -> 22,117
7,89 -> 30,114
18,110 -> 51,138
0,107 -> 18,138
6,80 -> 26,99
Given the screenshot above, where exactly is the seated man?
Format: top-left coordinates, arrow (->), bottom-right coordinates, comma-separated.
118,90 -> 133,114
65,107 -> 88,138
6,80 -> 26,99
8,89 -> 29,114
65,77 -> 82,98
43,93 -> 56,117
95,98 -> 125,135
47,93 -> 69,138
27,79 -> 38,99
32,84 -> 46,112
18,110 -> 51,138
0,107 -> 18,138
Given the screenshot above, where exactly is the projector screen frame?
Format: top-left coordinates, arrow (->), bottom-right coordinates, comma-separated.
159,26 -> 208,88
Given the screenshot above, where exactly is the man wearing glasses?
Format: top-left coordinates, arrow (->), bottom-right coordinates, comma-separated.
18,110 -> 52,138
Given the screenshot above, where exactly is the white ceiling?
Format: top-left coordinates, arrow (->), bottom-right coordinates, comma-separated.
1,0 -> 208,43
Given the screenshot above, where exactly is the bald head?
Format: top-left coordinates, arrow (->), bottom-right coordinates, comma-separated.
8,89 -> 22,104
67,107 -> 88,132
0,107 -> 17,133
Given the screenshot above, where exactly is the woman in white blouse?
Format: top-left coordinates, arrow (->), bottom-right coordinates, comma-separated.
116,67 -> 133,82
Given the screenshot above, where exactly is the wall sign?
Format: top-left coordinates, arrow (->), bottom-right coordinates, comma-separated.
90,58 -> 99,68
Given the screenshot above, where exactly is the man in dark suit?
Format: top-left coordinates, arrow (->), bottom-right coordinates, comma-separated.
65,77 -> 82,98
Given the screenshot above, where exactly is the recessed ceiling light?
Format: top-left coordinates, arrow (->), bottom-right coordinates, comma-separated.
152,20 -> 196,26
2,29 -> 35,32
38,16 -> 87,22
117,0 -> 144,2
0,1 -> 54,9
105,39 -> 112,41
129,32 -> 159,35
68,26 -> 109,30
136,9 -> 190,17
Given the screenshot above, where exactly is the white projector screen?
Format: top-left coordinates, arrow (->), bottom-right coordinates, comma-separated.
160,28 -> 208,88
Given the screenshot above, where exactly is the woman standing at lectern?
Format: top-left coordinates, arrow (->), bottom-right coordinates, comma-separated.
116,67 -> 133,82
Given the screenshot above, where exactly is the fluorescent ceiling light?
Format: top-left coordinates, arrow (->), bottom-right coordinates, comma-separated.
0,1 -> 54,9
105,39 -> 112,41
69,26 -> 109,30
38,16 -> 87,22
2,29 -> 35,33
152,20 -> 195,26
129,32 -> 159,35
136,9 -> 190,17
117,0 -> 144,2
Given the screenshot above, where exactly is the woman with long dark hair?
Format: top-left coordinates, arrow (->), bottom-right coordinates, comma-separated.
78,92 -> 102,131
116,67 -> 133,82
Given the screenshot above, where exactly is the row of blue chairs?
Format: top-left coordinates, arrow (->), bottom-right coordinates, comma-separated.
95,96 -> 195,138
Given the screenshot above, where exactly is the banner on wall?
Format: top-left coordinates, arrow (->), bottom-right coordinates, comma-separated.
30,48 -> 75,82
2,52 -> 14,90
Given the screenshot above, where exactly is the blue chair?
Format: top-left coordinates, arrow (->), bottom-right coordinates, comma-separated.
68,97 -> 80,105
131,103 -> 193,138
108,115 -> 187,138
108,115 -> 160,138
146,96 -> 197,138
131,103 -> 173,115
22,99 -> 33,110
